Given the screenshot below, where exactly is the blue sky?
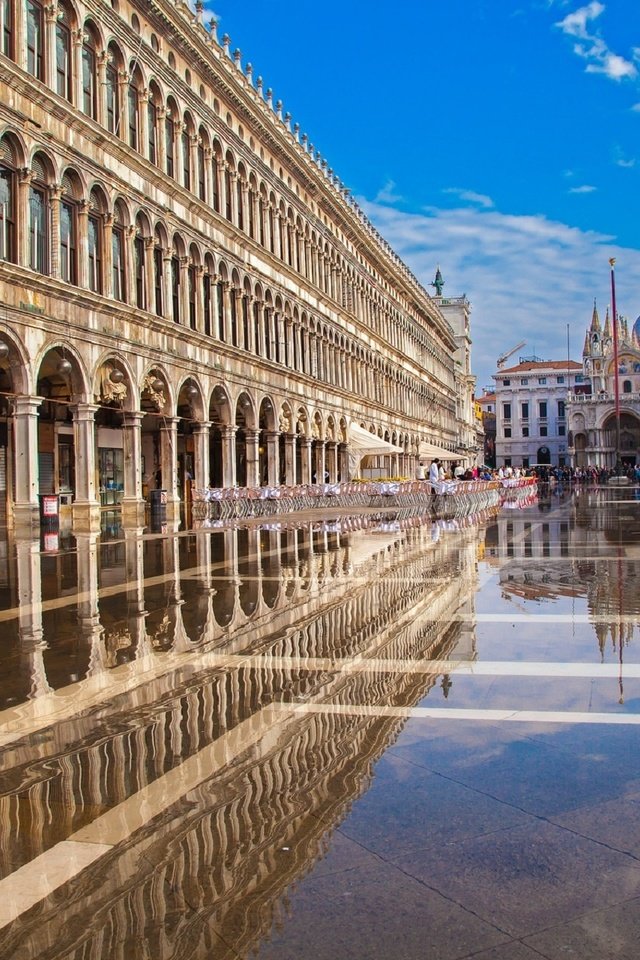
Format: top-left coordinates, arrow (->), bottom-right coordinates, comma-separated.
200,1 -> 640,390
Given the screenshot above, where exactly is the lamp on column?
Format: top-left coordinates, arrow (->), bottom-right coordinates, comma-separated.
110,367 -> 125,384
0,341 -> 8,360
185,383 -> 198,400
57,349 -> 72,375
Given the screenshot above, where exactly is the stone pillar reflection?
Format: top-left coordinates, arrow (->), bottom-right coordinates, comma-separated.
76,532 -> 106,674
16,537 -> 51,698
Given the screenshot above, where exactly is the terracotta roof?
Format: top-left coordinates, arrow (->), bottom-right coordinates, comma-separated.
496,360 -> 582,375
477,392 -> 496,404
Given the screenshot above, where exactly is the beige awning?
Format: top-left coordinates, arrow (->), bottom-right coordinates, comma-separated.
350,422 -> 404,456
419,441 -> 457,462
349,423 -> 403,479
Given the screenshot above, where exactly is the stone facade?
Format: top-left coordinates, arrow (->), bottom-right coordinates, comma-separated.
0,0 -> 469,529
568,304 -> 640,468
493,359 -> 582,469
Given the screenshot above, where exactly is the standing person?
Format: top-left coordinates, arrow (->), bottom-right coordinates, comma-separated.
429,459 -> 440,486
415,461 -> 426,480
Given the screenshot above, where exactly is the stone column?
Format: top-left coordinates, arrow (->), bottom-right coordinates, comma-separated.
48,183 -> 62,279
125,224 -> 136,305
76,198 -> 89,289
234,288 -> 244,349
103,212 -> 114,299
192,420 -> 211,491
13,395 -> 41,528
18,169 -> 34,268
123,525 -> 150,658
121,411 -> 145,525
245,428 -> 260,488
138,88 -> 150,159
70,402 -> 100,531
72,29 -> 83,109
222,281 -> 232,343
162,252 -> 172,320
44,4 -> 57,89
228,170 -> 238,224
284,433 -> 296,485
221,424 -> 237,488
156,105 -> 167,171
266,430 -> 279,486
160,416 -> 180,510
326,441 -> 338,483
97,51 -> 108,127
203,146 -> 213,205
179,255 -> 189,326
300,437 -> 313,484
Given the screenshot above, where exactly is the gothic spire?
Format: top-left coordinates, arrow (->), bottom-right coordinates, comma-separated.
590,299 -> 601,333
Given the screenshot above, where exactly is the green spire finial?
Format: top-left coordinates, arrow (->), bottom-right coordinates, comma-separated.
431,266 -> 444,297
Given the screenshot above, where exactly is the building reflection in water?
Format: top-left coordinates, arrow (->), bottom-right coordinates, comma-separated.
0,511 -> 485,959
485,486 -> 640,668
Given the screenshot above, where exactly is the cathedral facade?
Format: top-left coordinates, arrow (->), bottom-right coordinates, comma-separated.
568,304 -> 640,468
0,0 -> 472,529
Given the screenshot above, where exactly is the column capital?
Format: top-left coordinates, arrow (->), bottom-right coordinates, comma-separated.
122,410 -> 145,427
14,395 -> 44,415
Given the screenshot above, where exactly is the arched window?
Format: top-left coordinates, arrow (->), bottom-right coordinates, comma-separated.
171,235 -> 181,323
153,226 -> 164,316
128,67 -> 143,150
55,2 -> 73,102
60,172 -> 78,285
188,247 -> 197,330
0,136 -> 17,263
203,255 -> 214,337
26,0 -> 44,80
111,200 -> 126,301
134,213 -> 148,309
211,143 -> 221,212
236,168 -> 244,231
224,163 -> 232,221
197,127 -> 207,202
1,0 -> 13,58
165,99 -> 177,179
182,114 -> 192,190
147,82 -> 161,165
82,24 -> 98,119
87,188 -> 104,293
29,154 -> 50,274
106,44 -> 122,135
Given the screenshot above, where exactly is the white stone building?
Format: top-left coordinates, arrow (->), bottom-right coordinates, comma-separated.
0,0 -> 476,529
493,359 -> 582,469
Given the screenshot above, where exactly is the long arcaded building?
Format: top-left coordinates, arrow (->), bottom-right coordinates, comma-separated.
0,0 -> 473,529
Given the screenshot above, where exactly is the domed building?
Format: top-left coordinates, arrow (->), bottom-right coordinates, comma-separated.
567,302 -> 640,468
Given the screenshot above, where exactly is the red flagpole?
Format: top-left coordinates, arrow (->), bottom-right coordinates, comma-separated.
609,257 -> 621,472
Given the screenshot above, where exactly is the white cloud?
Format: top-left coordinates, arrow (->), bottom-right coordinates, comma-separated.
556,1 -> 604,39
631,103 -> 640,112
443,188 -> 494,208
376,179 -> 403,204
568,184 -> 597,193
359,196 -> 640,390
555,3 -> 637,81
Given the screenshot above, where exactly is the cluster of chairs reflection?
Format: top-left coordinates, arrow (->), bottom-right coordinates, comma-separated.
191,478 -> 533,520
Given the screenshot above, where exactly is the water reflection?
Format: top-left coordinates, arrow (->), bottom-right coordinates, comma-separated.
1,491 -> 640,958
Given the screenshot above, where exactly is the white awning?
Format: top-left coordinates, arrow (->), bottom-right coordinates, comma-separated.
419,441 -> 457,462
349,423 -> 403,479
350,422 -> 404,456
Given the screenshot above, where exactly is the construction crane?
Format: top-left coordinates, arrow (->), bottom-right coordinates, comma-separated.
496,340 -> 526,369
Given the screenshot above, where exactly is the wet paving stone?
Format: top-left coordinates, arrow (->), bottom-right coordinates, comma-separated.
1,486 -> 640,958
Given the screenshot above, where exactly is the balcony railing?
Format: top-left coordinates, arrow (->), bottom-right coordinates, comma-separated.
568,392 -> 640,404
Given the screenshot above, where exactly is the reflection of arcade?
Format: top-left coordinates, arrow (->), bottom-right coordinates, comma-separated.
0,517 -> 479,958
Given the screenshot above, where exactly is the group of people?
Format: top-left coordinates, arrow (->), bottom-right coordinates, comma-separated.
415,460 -> 485,484
415,461 -> 640,486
